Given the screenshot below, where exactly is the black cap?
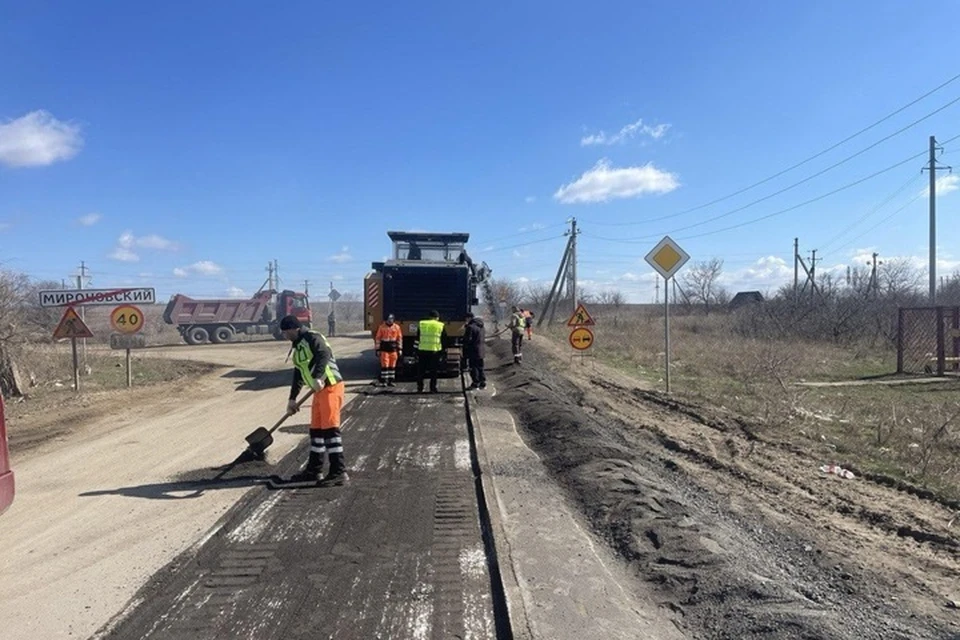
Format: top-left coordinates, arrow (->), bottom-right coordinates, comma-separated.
429,309 -> 440,319
279,315 -> 301,330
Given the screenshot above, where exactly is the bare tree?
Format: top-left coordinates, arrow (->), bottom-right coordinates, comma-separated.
880,258 -> 923,299
522,283 -> 551,309
681,258 -> 727,314
486,278 -> 523,308
596,290 -> 627,325
337,292 -> 362,327
0,270 -> 61,395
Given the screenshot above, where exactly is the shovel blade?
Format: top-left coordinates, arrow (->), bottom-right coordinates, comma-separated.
245,426 -> 274,453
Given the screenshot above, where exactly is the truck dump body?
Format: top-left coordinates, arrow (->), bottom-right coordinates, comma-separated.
162,289 -> 310,344
163,293 -> 271,326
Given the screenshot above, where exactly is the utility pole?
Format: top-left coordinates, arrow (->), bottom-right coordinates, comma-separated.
564,217 -> 580,313
923,135 -> 952,303
539,235 -> 572,327
76,261 -> 89,371
303,280 -> 310,296
266,261 -> 275,292
809,250 -> 820,299
868,252 -> 880,296
273,259 -> 280,288
793,237 -> 799,300
655,278 -> 659,304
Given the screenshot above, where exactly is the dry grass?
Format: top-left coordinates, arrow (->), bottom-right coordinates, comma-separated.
539,306 -> 960,501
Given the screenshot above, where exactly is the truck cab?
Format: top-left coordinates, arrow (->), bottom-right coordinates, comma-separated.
0,391 -> 14,514
276,290 -> 311,328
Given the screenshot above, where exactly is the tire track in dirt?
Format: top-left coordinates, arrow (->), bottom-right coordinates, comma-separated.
486,338 -> 959,639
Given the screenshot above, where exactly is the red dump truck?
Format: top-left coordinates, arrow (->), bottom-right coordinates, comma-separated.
163,289 -> 312,344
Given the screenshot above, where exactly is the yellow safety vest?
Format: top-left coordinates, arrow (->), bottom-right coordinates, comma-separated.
293,331 -> 343,388
418,319 -> 444,352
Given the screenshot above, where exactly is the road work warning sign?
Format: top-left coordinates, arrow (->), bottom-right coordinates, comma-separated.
566,303 -> 595,327
52,307 -> 94,340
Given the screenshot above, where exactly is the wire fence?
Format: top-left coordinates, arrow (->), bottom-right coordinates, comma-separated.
897,306 -> 960,375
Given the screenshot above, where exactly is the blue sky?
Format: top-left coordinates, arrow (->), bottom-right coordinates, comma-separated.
2,1 -> 960,303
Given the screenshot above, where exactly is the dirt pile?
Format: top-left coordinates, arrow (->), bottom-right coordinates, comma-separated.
487,337 -> 959,639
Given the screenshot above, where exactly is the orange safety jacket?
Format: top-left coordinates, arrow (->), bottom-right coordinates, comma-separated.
375,322 -> 403,353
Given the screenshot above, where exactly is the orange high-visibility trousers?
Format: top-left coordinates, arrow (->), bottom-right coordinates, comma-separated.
310,382 -> 344,429
379,351 -> 398,368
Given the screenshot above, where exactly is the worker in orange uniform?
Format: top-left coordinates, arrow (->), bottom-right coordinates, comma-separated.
375,313 -> 403,387
280,315 -> 348,487
523,309 -> 535,340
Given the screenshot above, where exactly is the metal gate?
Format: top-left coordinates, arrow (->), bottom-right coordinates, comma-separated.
897,306 -> 960,375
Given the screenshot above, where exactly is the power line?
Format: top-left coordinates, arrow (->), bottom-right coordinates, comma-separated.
471,222 -> 568,246
589,94 -> 960,235
477,235 -> 566,253
823,191 -> 927,257
586,132 -> 960,244
817,174 -> 924,255
582,71 -> 960,227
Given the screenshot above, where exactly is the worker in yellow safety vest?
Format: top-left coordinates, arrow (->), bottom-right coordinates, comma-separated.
280,315 -> 348,487
415,310 -> 447,393
509,306 -> 526,364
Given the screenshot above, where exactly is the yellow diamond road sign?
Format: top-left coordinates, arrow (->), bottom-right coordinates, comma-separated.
644,235 -> 690,279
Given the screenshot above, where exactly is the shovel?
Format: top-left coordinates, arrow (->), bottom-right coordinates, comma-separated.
244,390 -> 315,458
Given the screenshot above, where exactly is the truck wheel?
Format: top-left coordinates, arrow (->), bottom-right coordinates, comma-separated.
211,326 -> 235,344
185,326 -> 209,345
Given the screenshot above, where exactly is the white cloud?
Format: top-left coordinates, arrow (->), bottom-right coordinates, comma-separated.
109,231 -> 179,262
226,286 -> 247,298
0,110 -> 83,168
328,246 -> 352,263
78,212 -> 101,226
518,223 -> 546,232
191,261 -> 223,275
554,159 -> 680,204
136,234 -> 178,250
581,119 -> 671,146
0,222 -> 10,233
109,247 -> 139,262
173,261 -> 224,277
525,196 -> 536,204
920,174 -> 960,197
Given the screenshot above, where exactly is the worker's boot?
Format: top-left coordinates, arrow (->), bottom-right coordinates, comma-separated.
319,454 -> 348,487
289,432 -> 324,482
318,430 -> 348,487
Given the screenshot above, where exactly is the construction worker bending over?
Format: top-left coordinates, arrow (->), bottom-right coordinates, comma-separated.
509,306 -> 525,364
281,315 -> 348,487
416,310 -> 447,393
375,313 -> 402,386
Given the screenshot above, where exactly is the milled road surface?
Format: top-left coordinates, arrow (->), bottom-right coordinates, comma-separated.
97,388 -> 499,640
0,337 -> 373,640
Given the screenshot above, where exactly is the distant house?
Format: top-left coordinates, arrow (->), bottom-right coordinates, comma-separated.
729,291 -> 764,309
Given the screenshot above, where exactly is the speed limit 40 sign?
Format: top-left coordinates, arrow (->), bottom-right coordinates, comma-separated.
110,304 -> 145,334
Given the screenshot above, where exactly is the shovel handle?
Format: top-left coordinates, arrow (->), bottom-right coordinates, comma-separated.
268,389 -> 316,434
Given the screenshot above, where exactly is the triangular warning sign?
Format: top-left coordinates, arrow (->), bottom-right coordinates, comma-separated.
566,303 -> 595,327
53,307 -> 94,340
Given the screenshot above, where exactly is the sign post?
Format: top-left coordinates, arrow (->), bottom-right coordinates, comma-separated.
110,305 -> 145,388
52,307 -> 94,392
566,303 -> 596,364
644,236 -> 690,393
